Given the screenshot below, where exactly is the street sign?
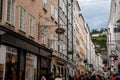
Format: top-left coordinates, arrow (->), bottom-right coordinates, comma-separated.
106,43 -> 114,46
114,28 -> 120,33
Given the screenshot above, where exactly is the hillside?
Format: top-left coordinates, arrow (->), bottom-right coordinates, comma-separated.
91,29 -> 107,55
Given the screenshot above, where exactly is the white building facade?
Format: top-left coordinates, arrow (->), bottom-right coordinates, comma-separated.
108,0 -> 120,68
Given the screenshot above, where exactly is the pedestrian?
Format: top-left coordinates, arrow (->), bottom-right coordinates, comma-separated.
90,72 -> 96,80
41,76 -> 46,80
55,74 -> 62,80
111,62 -> 120,80
46,72 -> 54,80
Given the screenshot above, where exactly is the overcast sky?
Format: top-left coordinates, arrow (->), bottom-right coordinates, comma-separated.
78,0 -> 111,31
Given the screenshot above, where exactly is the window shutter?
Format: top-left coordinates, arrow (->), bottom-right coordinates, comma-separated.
29,14 -> 34,37
19,6 -> 25,31
43,0 -> 47,10
11,0 -> 15,25
23,9 -> 25,31
6,0 -> 15,25
51,3 -> 54,18
20,6 -> 22,29
6,0 -> 11,23
0,0 -> 2,21
32,17 -> 35,36
29,15 -> 31,35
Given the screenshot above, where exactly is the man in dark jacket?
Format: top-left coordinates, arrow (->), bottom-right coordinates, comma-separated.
46,72 -> 54,80
112,62 -> 120,80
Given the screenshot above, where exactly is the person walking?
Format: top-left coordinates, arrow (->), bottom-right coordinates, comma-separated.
111,62 -> 120,80
46,72 -> 54,80
55,74 -> 63,80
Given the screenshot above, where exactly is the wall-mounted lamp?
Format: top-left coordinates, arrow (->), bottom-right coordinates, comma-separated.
55,27 -> 65,35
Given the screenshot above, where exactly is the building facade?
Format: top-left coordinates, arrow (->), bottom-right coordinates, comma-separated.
108,0 -> 120,71
0,0 -> 97,79
0,0 -> 80,80
0,0 -> 54,80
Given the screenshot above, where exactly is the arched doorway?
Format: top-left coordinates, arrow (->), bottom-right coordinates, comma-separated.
57,66 -> 60,76
53,65 -> 56,78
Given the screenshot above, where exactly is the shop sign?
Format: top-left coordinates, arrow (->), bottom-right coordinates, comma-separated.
2,34 -> 39,54
40,49 -> 51,57
6,47 -> 17,55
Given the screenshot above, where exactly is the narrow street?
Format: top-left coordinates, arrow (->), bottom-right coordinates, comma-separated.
0,0 -> 120,80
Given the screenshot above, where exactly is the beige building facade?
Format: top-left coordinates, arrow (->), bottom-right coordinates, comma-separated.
0,0 -> 78,80
73,1 -> 88,73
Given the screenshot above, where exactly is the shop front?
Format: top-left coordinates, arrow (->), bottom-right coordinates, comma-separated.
0,26 -> 52,80
40,49 -> 51,78
51,56 -> 68,79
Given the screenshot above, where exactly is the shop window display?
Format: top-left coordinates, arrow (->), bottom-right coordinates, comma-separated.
0,64 -> 4,80
25,53 -> 37,80
5,47 -> 18,80
19,51 -> 26,80
40,58 -> 49,77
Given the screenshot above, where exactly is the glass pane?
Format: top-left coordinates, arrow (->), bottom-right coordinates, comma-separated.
25,53 -> 37,80
19,51 -> 25,80
5,47 -> 18,80
0,64 -> 4,80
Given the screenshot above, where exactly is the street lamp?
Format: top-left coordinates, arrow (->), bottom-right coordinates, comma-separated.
55,27 -> 65,35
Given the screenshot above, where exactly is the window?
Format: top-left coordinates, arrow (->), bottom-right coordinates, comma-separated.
60,44 -> 63,53
41,26 -> 47,44
54,37 -> 57,51
51,3 -> 58,21
19,6 -> 26,31
59,0 -> 63,8
63,43 -> 67,55
43,0 -> 47,10
29,14 -> 35,37
63,2 -> 66,13
51,3 -> 54,18
55,8 -> 58,21
6,0 -> 15,25
49,33 -> 55,49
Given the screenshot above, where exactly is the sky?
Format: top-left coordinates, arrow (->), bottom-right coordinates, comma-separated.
78,0 -> 111,31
